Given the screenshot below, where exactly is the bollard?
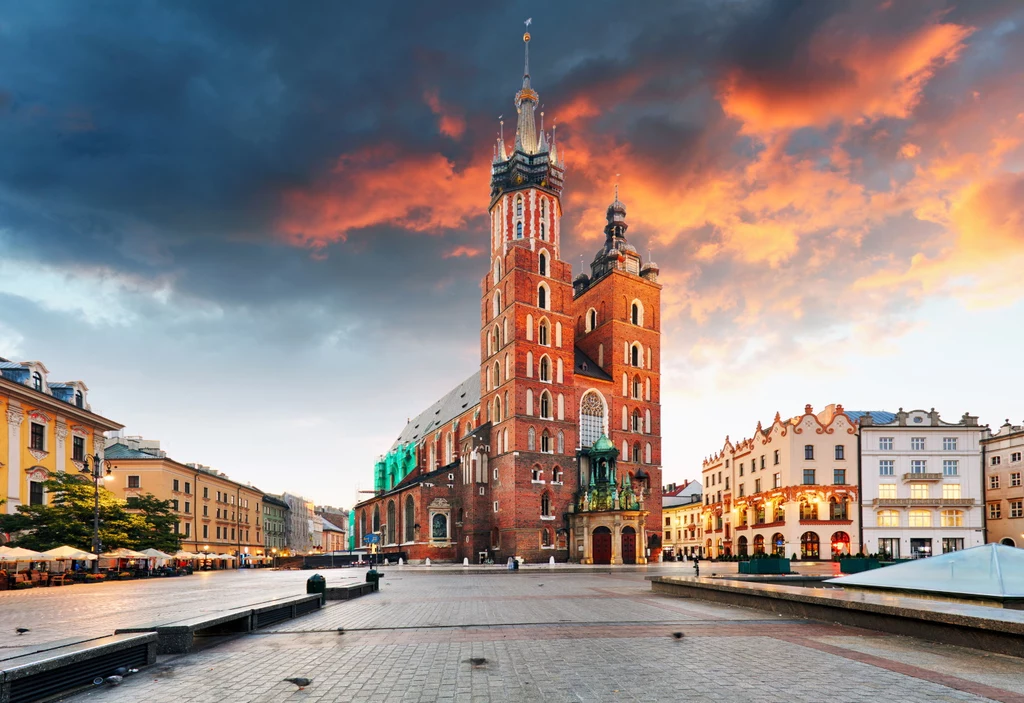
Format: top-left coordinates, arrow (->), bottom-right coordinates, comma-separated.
548,556 -> 555,565
463,557 -> 469,566
425,558 -> 431,566
507,557 -> 515,571
398,558 -> 404,566
384,558 -> 389,566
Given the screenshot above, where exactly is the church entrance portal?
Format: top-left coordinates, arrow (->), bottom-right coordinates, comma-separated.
593,526 -> 612,565
621,526 -> 636,564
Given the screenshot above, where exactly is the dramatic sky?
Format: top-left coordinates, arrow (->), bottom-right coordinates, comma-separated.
1,1 -> 1023,506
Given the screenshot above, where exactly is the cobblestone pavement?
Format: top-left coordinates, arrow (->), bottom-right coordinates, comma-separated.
66,568 -> 1024,703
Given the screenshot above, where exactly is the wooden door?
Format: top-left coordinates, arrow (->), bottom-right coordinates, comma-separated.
592,527 -> 612,565
621,526 -> 636,564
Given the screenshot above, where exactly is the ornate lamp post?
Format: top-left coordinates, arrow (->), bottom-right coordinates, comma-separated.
79,453 -> 113,574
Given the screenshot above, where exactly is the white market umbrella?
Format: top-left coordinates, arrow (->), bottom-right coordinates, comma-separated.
215,553 -> 236,560
42,546 -> 97,561
172,550 -> 199,560
139,548 -> 172,559
0,546 -> 47,561
100,548 -> 148,559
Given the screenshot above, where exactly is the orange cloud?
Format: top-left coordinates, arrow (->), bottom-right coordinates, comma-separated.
719,16 -> 973,133
277,144 -> 487,247
424,89 -> 466,139
443,245 -> 482,259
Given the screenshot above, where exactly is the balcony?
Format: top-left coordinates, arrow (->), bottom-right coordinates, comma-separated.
902,472 -> 943,482
872,498 -> 977,507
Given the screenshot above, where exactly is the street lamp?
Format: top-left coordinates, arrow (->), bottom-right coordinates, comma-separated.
79,453 -> 113,574
271,548 -> 277,570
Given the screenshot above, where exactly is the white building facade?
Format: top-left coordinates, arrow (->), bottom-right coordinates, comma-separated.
856,408 -> 984,559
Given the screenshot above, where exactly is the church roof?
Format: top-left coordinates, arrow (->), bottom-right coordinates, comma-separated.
827,544 -> 1024,598
389,373 -> 480,452
574,346 -> 613,381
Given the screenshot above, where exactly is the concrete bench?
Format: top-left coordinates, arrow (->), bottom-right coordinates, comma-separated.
116,608 -> 254,654
252,594 -> 323,629
324,582 -> 376,601
0,632 -> 157,703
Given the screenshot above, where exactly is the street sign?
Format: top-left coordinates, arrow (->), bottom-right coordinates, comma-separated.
363,534 -> 379,544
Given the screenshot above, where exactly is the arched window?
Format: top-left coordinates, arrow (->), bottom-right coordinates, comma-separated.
541,430 -> 551,453
580,391 -> 606,448
542,528 -> 552,546
526,388 -> 534,415
800,531 -> 820,559
631,344 -> 641,368
753,534 -> 765,555
404,496 -> 415,542
516,221 -> 523,238
632,375 -> 641,399
557,432 -> 564,454
540,391 -> 551,419
540,198 -> 546,220
631,409 -> 642,433
539,251 -> 548,276
74,390 -> 83,408
387,501 -> 396,544
493,258 -> 501,284
645,443 -> 652,464
526,314 -> 534,341
799,499 -> 817,521
538,285 -> 547,310
540,355 -> 550,382
587,308 -> 597,332
492,324 -> 500,354
771,532 -> 786,556
505,391 -> 510,417
737,535 -> 748,558
631,300 -> 644,326
830,531 -> 850,557
503,428 -> 508,453
908,509 -> 931,527
773,502 -> 785,523
541,492 -> 551,516
372,504 -> 380,533
538,319 -> 549,346
557,392 -> 564,419
505,353 -> 511,380
632,441 -> 641,463
555,322 -> 562,347
755,503 -> 766,524
829,497 -> 848,520
32,372 -> 42,392
432,513 -> 449,540
516,195 -> 523,217
553,466 -> 562,483
645,378 -> 651,401
494,395 -> 502,423
526,351 -> 534,377
528,427 -> 536,451
445,433 -> 454,465
493,292 -> 501,318
493,361 -> 501,388
539,222 -> 546,240
645,409 -> 651,433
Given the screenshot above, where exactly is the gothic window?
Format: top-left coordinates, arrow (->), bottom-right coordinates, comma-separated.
632,409 -> 642,433
503,428 -> 508,453
387,500 -> 396,544
542,528 -> 551,546
494,395 -> 502,423
555,322 -> 562,347
587,308 -> 597,332
645,377 -> 651,400
504,391 -> 510,417
373,504 -> 380,533
516,222 -> 523,238
516,196 -> 523,217
557,431 -> 564,454
445,433 -> 454,465
432,512 -> 449,540
557,392 -> 564,419
540,198 -> 546,220
540,391 -> 551,419
493,361 -> 501,388
633,442 -> 641,463
632,375 -> 641,399
403,498 -> 415,542
528,427 -> 536,451
539,251 -> 548,276
539,319 -> 549,346
505,353 -> 512,380
493,258 -> 501,284
526,388 -> 533,415
645,443 -> 652,464
631,344 -> 641,368
541,430 -> 551,453
493,292 -> 501,318
631,300 -> 644,326
645,409 -> 651,433
580,391 -> 606,448
541,492 -> 551,516
540,222 -> 546,240
526,351 -> 533,377
540,356 -> 550,382
538,285 -> 547,310
526,314 -> 534,341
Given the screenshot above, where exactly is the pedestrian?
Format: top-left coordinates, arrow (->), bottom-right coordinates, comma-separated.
692,554 -> 700,577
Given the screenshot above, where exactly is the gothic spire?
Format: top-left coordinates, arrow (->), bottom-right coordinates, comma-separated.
514,30 -> 539,155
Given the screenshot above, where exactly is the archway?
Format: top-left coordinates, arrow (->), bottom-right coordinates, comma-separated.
771,533 -> 785,556
1001,537 -> 1016,547
593,526 -> 612,565
737,535 -> 748,558
831,531 -> 851,558
800,531 -> 820,559
753,534 -> 765,555
621,526 -> 637,564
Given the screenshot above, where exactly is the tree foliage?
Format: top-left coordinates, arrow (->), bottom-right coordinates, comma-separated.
0,473 -> 183,553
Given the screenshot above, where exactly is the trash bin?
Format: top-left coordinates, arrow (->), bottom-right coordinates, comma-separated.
306,573 -> 326,604
365,568 -> 381,592
512,558 -> 520,571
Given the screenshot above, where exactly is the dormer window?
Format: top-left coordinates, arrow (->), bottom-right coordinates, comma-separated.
74,390 -> 83,408
32,371 -> 42,392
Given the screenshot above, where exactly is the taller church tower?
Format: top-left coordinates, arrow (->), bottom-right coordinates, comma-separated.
478,31 -> 576,560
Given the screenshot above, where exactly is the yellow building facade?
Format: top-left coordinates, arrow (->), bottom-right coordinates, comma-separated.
104,439 -> 265,564
1,359 -> 122,514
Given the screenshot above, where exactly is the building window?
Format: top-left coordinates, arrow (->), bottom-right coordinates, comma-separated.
184,501 -> 191,514
74,390 -> 83,408
878,484 -> 896,499
833,469 -> 846,485
991,455 -> 1001,466
516,196 -> 523,217
943,437 -> 958,451
829,497 -> 848,520
990,475 -> 1000,490
942,484 -> 961,500
804,445 -> 814,460
910,483 -> 929,499
32,371 -> 42,391
879,437 -> 893,451
940,510 -> 963,527
493,501 -> 499,513
539,252 -> 547,276
539,321 -> 549,346
773,450 -> 780,465
802,469 -> 815,485
879,460 -> 894,476
754,478 -> 761,493
128,475 -> 140,488
30,423 -> 45,451
203,525 -> 209,539
541,430 -> 551,453
72,436 -> 85,461
171,499 -> 179,511
943,460 -> 959,476
834,445 -> 845,460
773,472 -> 781,489
738,463 -> 744,477
1011,500 -> 1024,519
989,502 -> 1002,519
631,302 -> 642,326
29,481 -> 44,505
538,285 -> 547,309
878,537 -> 900,558
541,493 -> 551,516
799,500 -> 816,521
910,460 -> 927,474
941,538 -> 963,554
1011,472 -> 1022,488
1012,452 -> 1023,463
800,532 -> 820,559
911,437 -> 925,451
203,506 -> 208,517
204,487 -> 209,499
738,484 -> 745,498
173,479 -> 180,492
631,345 -> 640,367
877,510 -> 899,527
908,509 -> 931,527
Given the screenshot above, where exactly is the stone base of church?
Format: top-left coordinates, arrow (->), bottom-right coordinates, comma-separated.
568,509 -> 649,565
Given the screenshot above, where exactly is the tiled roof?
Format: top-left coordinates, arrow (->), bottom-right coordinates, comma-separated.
104,443 -> 161,460
845,410 -> 897,424
390,373 -> 481,452
574,346 -> 613,381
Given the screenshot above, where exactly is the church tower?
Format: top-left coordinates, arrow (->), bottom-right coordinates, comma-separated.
478,30 -> 576,561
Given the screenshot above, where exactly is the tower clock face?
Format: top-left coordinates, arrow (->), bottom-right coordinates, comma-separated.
514,173 -> 524,185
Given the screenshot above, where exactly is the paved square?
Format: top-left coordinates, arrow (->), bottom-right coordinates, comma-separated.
57,567 -> 1024,703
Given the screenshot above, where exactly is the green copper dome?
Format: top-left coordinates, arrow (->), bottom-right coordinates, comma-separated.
592,434 -> 614,452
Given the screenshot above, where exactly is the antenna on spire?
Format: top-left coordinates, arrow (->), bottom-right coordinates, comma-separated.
499,116 -> 504,142
523,19 -> 532,78
615,173 -> 620,202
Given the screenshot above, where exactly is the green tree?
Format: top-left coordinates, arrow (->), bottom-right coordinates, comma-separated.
0,473 -> 182,553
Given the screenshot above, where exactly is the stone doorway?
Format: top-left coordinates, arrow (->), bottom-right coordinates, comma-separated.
621,526 -> 636,564
593,526 -> 612,564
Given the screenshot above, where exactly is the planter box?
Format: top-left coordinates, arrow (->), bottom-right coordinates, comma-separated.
738,558 -> 791,575
839,558 -> 881,574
